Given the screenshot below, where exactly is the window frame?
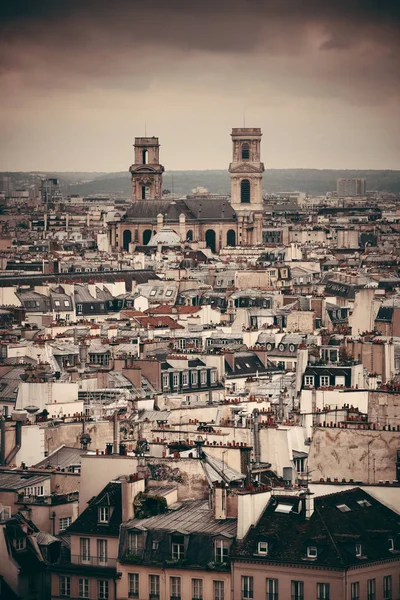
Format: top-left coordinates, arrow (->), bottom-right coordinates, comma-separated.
78,578 -> 89,599
258,541 -> 268,555
241,575 -> 254,599
170,575 -> 181,599
317,582 -> 330,600
213,580 -> 224,600
59,575 -> 71,598
383,575 -> 392,600
128,572 -> 139,598
351,582 -> 360,600
367,579 -> 376,600
149,574 -> 160,597
266,578 -> 278,600
59,516 -> 72,532
304,375 -> 314,387
214,538 -> 229,563
307,545 -> 318,558
98,506 -> 110,523
291,580 -> 304,600
192,578 -> 203,600
98,579 -> 109,600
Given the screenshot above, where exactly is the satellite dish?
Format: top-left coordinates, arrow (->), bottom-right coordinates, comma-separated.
24,405 -> 40,414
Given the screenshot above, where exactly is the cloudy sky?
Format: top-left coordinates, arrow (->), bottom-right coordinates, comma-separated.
1,0 -> 399,171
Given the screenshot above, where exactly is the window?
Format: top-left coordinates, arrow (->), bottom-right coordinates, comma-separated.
170,576 -> 181,599
128,533 -> 144,554
388,537 -> 394,551
97,539 -> 108,565
320,375 -> 330,387
335,375 -> 345,386
150,290 -> 157,297
55,300 -> 60,307
317,583 -> 330,600
182,372 -> 188,386
266,578 -> 278,600
383,576 -> 392,600
307,545 -> 317,558
191,371 -> 198,385
14,537 -> 25,550
241,179 -> 251,203
242,576 -> 254,599
171,534 -> 184,560
291,581 -> 304,600
304,375 -> 314,387
211,370 -> 217,383
163,373 -> 169,388
213,580 -> 224,600
241,142 -> 250,160
192,578 -> 203,600
258,541 -> 268,555
149,574 -> 160,598
60,576 -> 71,597
166,290 -> 173,297
355,543 -> 362,557
152,540 -> 159,550
64,300 -> 69,307
128,573 -> 139,598
59,517 -> 72,532
200,370 -> 207,384
80,537 -> 90,563
351,582 -> 360,600
337,504 -> 351,513
77,303 -> 83,313
98,580 -> 109,600
214,539 -> 229,563
79,578 -> 89,599
357,499 -> 371,508
367,579 -> 376,600
172,373 -> 179,388
99,506 -> 110,523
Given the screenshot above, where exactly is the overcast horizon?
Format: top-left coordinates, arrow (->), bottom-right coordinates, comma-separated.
1,1 -> 399,172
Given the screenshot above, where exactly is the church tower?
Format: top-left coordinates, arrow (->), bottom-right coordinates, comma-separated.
228,128 -> 264,212
129,137 -> 164,201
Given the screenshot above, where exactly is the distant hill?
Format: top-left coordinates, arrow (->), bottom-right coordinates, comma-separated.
2,169 -> 400,197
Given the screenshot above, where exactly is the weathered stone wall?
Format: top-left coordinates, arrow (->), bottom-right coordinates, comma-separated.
308,428 -> 399,483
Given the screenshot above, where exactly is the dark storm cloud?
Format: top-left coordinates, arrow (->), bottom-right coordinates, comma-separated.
0,1 -> 399,171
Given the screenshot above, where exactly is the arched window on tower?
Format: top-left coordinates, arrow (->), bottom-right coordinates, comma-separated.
142,149 -> 148,165
241,143 -> 250,160
186,230 -> 193,242
241,179 -> 251,203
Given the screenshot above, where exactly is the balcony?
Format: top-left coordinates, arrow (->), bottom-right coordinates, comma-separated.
66,554 -> 117,569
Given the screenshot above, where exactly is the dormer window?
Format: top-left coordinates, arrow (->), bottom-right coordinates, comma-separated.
214,538 -> 229,563
98,507 -> 109,523
128,532 -> 144,555
258,541 -> 268,555
388,537 -> 395,552
307,545 -> 317,559
355,543 -> 362,557
14,537 -> 26,551
171,534 -> 184,560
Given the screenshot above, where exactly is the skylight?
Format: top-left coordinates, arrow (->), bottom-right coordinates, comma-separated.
336,504 -> 351,512
275,503 -> 293,514
357,499 -> 372,508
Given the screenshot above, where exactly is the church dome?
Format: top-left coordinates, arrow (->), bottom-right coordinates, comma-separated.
148,226 -> 181,247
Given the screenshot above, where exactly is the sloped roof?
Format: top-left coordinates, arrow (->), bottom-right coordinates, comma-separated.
233,488 -> 400,568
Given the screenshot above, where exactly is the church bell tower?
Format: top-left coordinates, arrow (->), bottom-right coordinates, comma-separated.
129,137 -> 164,201
229,128 -> 264,212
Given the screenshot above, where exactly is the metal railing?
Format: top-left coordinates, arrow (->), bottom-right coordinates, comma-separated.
68,554 -> 117,568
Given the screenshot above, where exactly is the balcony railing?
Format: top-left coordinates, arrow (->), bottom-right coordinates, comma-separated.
68,554 -> 117,568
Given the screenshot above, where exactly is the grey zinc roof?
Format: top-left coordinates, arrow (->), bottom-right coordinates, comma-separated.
203,453 -> 245,484
0,473 -> 50,491
124,498 -> 237,537
34,445 -> 89,469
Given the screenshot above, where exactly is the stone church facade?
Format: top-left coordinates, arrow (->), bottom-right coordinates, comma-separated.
109,128 -> 264,252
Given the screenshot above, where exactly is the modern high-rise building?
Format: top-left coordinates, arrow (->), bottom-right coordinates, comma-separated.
337,178 -> 366,197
